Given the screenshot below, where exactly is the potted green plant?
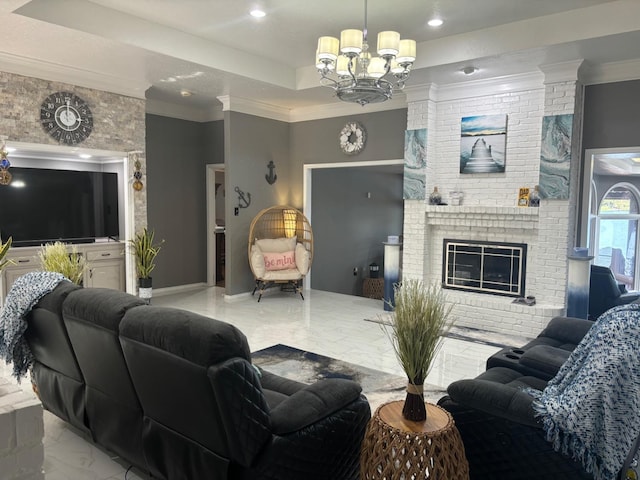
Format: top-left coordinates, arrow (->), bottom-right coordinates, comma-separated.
38,241 -> 86,285
383,279 -> 454,421
0,236 -> 13,272
131,227 -> 163,301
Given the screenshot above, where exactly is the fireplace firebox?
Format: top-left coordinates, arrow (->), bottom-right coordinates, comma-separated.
442,239 -> 527,297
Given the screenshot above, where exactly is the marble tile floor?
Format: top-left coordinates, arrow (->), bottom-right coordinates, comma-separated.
2,286 -> 532,480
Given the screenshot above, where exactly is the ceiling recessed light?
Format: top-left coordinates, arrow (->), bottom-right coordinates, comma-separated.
461,66 -> 478,75
79,154 -> 92,159
250,8 -> 266,18
180,90 -> 193,97
428,18 -> 443,27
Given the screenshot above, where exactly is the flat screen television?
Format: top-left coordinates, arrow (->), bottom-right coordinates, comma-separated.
0,166 -> 120,247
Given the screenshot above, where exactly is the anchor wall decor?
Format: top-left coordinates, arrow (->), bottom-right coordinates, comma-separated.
235,186 -> 251,209
265,160 -> 277,184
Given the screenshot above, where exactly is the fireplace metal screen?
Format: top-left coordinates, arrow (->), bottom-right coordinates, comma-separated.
442,239 -> 527,297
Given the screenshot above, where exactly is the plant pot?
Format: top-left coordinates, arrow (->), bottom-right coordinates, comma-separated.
138,277 -> 153,302
402,382 -> 427,422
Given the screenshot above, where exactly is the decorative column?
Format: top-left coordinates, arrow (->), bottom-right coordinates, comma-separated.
383,242 -> 402,311
401,84 -> 437,283
566,252 -> 593,319
537,60 -> 585,312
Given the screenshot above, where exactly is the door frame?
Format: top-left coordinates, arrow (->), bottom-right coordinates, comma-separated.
206,163 -> 225,287
302,159 -> 404,290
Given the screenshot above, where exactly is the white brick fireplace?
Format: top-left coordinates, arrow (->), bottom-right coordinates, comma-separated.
402,63 -> 584,337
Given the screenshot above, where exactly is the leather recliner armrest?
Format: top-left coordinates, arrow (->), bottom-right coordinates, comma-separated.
269,378 -> 362,435
537,316 -> 593,346
447,369 -> 542,428
519,344 -> 571,376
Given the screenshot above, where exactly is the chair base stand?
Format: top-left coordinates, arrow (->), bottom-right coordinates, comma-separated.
252,280 -> 304,302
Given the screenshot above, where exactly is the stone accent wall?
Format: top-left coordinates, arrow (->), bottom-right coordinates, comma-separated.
402,71 -> 583,337
0,71 -> 147,232
0,378 -> 44,480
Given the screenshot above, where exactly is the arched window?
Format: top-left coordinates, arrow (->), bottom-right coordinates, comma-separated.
595,183 -> 640,290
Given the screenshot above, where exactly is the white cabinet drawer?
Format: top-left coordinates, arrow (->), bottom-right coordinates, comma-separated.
86,249 -> 122,262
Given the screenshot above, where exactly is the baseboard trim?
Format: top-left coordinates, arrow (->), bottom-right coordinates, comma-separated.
152,283 -> 208,297
223,291 -> 254,302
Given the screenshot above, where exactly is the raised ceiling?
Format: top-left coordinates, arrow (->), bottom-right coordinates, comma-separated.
2,0 -> 640,120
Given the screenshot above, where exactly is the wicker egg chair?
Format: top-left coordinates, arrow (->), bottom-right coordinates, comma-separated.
248,206 -> 313,301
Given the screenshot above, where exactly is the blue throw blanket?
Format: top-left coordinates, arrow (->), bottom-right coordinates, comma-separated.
531,303 -> 640,480
0,271 -> 67,381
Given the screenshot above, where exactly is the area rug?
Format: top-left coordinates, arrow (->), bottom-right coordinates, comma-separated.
251,344 -> 447,412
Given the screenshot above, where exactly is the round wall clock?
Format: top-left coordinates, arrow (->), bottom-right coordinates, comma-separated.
339,121 -> 366,155
40,92 -> 94,145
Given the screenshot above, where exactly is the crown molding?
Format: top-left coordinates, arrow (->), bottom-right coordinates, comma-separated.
217,95 -> 291,123
146,98 -> 223,122
404,84 -> 438,103
539,60 -> 585,84
582,58 -> 640,86
0,51 -> 148,99
403,71 -> 546,104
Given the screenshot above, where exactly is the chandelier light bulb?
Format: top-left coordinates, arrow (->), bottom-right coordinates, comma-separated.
397,39 -> 417,63
368,57 -> 387,78
377,31 -> 400,56
317,36 -> 339,60
336,56 -> 352,76
340,29 -> 363,54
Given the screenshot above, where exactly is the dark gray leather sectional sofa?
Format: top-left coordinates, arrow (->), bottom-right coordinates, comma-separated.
438,315 -> 596,479
25,282 -> 370,480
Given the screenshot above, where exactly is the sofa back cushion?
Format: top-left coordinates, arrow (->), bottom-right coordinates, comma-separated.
25,281 -> 89,433
63,288 -> 147,469
119,306 -> 253,476
255,236 -> 296,253
25,281 -> 82,381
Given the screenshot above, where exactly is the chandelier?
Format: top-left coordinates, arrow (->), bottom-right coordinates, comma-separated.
315,0 -> 416,106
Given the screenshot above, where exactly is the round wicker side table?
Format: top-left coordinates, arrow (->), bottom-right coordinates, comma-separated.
360,400 -> 469,480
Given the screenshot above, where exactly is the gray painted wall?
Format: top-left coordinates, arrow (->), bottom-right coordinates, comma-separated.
311,167 -> 403,295
224,111 -> 291,295
145,108 -> 406,295
146,114 -> 223,288
289,109 -> 407,205
583,80 -> 640,151
578,80 -> 640,241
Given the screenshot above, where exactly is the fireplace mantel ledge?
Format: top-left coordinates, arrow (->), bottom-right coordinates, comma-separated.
425,205 -> 539,216
425,205 -> 539,230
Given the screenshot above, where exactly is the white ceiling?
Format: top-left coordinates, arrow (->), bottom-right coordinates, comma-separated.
2,0 -> 640,121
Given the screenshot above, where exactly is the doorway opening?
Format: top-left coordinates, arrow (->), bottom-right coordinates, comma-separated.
206,164 -> 225,288
582,147 -> 640,292
303,159 -> 404,296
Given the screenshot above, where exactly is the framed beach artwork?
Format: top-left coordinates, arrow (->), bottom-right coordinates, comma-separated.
403,128 -> 427,200
539,114 -> 573,199
460,114 -> 507,174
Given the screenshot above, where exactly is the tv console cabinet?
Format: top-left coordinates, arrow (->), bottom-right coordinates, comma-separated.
0,241 -> 125,304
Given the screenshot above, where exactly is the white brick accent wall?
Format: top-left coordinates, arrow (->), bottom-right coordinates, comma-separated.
402,74 -> 583,336
0,378 -> 44,480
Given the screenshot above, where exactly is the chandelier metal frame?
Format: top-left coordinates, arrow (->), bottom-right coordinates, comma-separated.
316,0 -> 416,106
